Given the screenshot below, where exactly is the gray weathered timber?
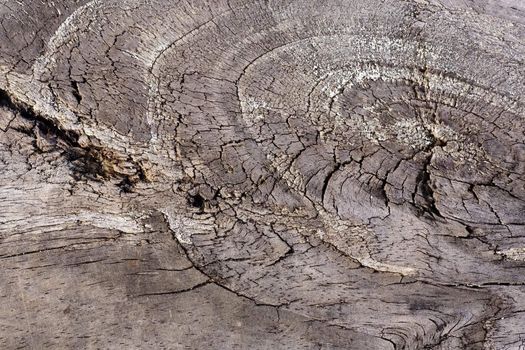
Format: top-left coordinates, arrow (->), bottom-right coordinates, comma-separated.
1,0 -> 524,349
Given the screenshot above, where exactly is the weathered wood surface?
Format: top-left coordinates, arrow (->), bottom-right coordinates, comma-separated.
0,0 -> 524,349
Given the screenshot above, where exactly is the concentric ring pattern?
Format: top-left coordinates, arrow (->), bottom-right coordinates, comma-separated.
2,0 -> 525,348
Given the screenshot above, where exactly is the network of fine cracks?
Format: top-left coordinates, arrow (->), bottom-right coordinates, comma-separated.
1,0 -> 524,349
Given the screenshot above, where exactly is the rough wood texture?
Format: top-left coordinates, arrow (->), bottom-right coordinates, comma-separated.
1,0 -> 524,349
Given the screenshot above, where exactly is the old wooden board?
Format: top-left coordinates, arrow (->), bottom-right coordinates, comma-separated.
1,0 -> 524,349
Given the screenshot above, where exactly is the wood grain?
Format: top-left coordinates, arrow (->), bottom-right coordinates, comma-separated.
1,0 -> 524,349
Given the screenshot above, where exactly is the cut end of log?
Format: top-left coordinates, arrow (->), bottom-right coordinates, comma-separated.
1,0 -> 524,349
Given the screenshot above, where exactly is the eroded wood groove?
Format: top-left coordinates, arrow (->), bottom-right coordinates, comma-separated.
1,0 -> 524,349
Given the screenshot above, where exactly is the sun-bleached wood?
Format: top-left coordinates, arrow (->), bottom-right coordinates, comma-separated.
1,0 -> 524,349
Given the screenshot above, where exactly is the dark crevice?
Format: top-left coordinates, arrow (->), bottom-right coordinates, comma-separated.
134,280 -> 211,297
188,193 -> 205,212
321,161 -> 351,205
71,80 -> 83,104
413,164 -> 443,220
1,88 -> 81,145
0,88 -> 147,188
411,130 -> 446,220
117,177 -> 134,193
